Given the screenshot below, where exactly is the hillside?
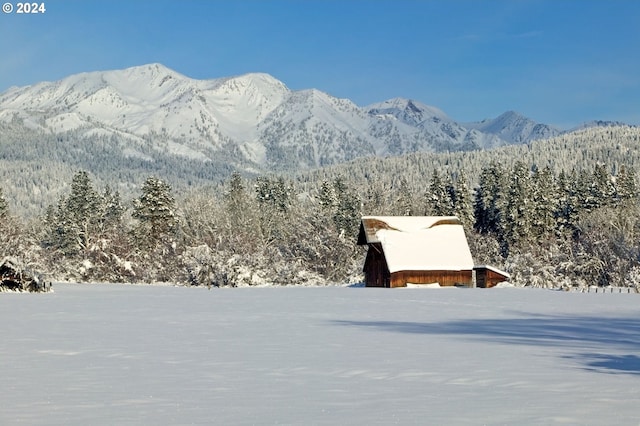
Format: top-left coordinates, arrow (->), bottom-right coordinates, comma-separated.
0,64 -> 636,215
1,64 -> 562,171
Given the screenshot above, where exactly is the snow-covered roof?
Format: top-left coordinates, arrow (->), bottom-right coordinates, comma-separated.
358,216 -> 462,244
474,265 -> 511,279
359,216 -> 474,273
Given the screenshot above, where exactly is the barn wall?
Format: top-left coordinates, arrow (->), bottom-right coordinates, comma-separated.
476,270 -> 487,288
474,267 -> 509,288
390,270 -> 473,288
364,244 -> 390,287
484,269 -> 508,288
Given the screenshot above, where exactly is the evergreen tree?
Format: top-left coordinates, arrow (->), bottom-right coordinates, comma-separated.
66,170 -> 101,251
555,170 -> 579,235
224,172 -> 251,229
425,169 -> 451,216
132,176 -> 178,248
0,187 -> 8,219
362,181 -> 386,215
331,177 -> 361,237
590,163 -> 615,208
396,177 -> 413,216
318,180 -> 337,211
530,166 -> 557,239
614,165 -> 637,204
42,171 -> 102,256
574,168 -> 594,212
451,170 -> 473,228
473,162 -> 505,237
100,186 -> 125,231
255,176 -> 293,214
503,161 -> 533,249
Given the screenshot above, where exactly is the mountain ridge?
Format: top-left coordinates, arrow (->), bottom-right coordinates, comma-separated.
0,63 -> 630,173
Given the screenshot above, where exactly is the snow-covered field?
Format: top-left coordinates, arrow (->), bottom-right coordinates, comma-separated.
2,284 -> 640,425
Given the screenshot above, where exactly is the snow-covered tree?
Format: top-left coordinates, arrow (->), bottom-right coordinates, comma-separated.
132,176 -> 178,248
554,170 -> 579,235
331,177 -> 361,237
503,161 -> 533,250
42,171 -> 102,256
530,165 -> 557,240
590,163 -> 616,209
473,162 -> 505,237
318,179 -> 337,211
396,177 -> 413,216
451,170 -> 474,228
614,164 -> 637,204
425,169 -> 451,216
255,176 -> 293,214
0,187 -> 8,219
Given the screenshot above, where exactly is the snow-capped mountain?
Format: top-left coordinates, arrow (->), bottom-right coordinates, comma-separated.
0,63 -> 610,173
465,111 -> 561,144
366,98 -> 506,150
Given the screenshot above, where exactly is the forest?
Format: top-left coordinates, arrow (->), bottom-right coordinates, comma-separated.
2,125 -> 640,289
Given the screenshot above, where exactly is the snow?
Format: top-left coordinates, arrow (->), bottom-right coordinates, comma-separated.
465,111 -> 561,144
0,63 -> 560,169
366,97 -> 451,125
360,216 -> 474,272
377,225 -> 474,272
2,284 -> 639,425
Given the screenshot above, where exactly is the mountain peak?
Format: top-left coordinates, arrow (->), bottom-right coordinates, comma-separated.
366,97 -> 450,126
467,111 -> 561,144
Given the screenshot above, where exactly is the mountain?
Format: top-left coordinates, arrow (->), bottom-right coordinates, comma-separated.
0,63 -> 579,176
366,98 -> 506,150
465,111 -> 562,144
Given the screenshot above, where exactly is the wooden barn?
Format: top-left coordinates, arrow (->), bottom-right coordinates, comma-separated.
358,216 -> 509,288
358,216 -> 476,288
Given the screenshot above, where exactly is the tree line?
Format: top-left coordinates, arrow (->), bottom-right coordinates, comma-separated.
1,156 -> 640,289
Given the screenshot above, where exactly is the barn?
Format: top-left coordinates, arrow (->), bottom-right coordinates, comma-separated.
358,216 -> 475,288
357,216 -> 509,288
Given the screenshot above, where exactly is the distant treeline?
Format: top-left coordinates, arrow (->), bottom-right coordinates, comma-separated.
2,125 -> 640,288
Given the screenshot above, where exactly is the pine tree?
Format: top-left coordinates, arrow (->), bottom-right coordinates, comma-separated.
66,171 -> 101,252
132,176 -> 178,248
0,187 -> 8,219
101,186 -> 125,231
225,172 -> 247,216
614,165 -> 637,204
255,176 -> 293,214
473,162 -> 505,237
451,170 -> 473,227
331,177 -> 361,237
555,170 -> 579,235
42,171 -> 102,256
530,166 -> 557,240
425,169 -> 450,216
590,163 -> 615,208
503,161 -> 533,249
318,180 -> 337,211
396,177 -> 413,216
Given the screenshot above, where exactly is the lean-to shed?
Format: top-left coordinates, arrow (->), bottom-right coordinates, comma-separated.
473,265 -> 511,288
358,216 -> 475,288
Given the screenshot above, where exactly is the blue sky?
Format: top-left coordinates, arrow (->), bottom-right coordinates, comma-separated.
1,0 -> 638,128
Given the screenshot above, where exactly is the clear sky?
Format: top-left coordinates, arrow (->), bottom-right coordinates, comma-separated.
1,0 -> 638,128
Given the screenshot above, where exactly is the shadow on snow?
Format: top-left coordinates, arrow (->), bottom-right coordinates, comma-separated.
332,314 -> 640,375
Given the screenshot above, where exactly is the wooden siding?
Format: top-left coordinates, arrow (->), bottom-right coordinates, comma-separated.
474,267 -> 509,288
390,270 -> 473,288
363,244 -> 390,287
